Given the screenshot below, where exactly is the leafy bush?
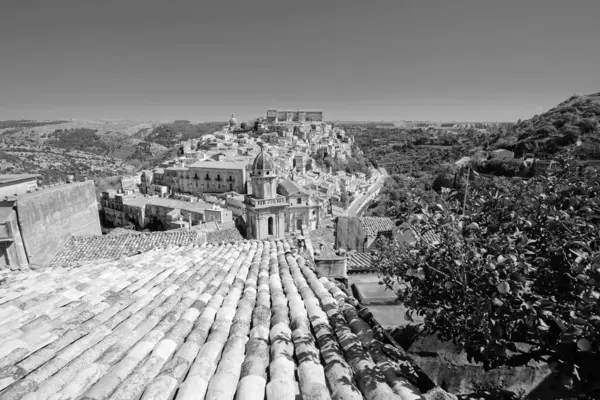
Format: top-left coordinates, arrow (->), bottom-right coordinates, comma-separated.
374,157 -> 600,397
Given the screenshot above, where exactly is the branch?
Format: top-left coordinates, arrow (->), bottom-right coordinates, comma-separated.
423,261 -> 451,279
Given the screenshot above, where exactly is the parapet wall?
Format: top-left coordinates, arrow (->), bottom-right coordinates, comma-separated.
16,180 -> 101,265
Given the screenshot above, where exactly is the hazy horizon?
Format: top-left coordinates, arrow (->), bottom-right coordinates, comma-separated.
2,0 -> 599,122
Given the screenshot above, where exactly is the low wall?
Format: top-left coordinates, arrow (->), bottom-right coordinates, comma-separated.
408,335 -> 552,395
314,256 -> 347,280
16,181 -> 102,265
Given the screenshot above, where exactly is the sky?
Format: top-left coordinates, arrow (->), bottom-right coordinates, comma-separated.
1,0 -> 599,122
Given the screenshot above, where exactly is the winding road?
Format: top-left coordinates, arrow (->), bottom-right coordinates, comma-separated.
346,167 -> 389,217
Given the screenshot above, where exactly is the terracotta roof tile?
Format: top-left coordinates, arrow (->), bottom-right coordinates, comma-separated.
347,253 -> 373,272
49,231 -> 201,267
205,227 -> 244,244
360,217 -> 395,236
0,239 -> 455,400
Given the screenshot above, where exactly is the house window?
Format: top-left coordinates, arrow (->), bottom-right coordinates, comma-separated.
205,174 -> 210,180
312,210 -> 316,215
296,198 -> 302,204
268,216 -> 274,236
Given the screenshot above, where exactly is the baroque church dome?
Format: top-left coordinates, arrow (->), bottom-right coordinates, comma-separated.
252,147 -> 275,171
229,114 -> 237,127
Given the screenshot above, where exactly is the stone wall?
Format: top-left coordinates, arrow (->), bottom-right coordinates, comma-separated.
16,181 -> 102,265
314,256 -> 347,280
407,335 -> 552,395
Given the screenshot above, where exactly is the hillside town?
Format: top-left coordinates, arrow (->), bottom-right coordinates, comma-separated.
98,111 -> 381,239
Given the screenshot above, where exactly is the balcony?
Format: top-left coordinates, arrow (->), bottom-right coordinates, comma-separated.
245,196 -> 288,208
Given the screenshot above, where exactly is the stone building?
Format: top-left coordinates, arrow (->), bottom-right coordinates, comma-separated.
277,179 -> 320,232
101,192 -> 215,230
244,146 -> 288,239
204,204 -> 233,224
266,109 -> 323,123
142,161 -> 247,196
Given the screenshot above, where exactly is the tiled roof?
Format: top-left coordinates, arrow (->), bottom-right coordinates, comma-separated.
50,231 -> 201,267
347,252 -> 373,272
360,217 -> 395,236
0,239 -> 454,400
205,227 -> 244,244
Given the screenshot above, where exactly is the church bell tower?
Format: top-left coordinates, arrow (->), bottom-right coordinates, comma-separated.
244,144 -> 288,239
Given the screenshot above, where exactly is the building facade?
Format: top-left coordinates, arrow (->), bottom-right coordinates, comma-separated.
276,179 -> 321,232
205,205 -> 233,224
266,109 -> 323,123
142,162 -> 247,196
101,192 -> 212,230
244,147 -> 287,239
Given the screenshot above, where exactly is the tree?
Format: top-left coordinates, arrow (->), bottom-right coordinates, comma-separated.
240,122 -> 248,130
340,179 -> 348,207
374,157 -> 600,397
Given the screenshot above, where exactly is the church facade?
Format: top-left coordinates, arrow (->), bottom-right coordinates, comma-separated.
244,147 -> 288,239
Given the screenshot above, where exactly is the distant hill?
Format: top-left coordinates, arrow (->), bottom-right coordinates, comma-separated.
493,93 -> 600,158
0,119 -> 226,183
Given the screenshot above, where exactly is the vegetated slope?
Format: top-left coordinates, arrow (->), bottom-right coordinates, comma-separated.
350,126 -> 467,177
0,119 -> 225,158
0,119 -> 226,183
144,120 -> 224,147
0,145 -> 137,184
492,92 -> 600,158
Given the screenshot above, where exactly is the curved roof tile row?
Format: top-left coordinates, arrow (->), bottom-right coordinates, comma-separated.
49,231 -> 202,267
0,239 -> 455,400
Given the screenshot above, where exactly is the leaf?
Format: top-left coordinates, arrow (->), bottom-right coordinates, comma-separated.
497,255 -> 506,265
537,323 -> 550,332
467,222 -> 480,230
415,269 -> 426,280
492,298 -> 503,307
497,281 -> 510,294
577,338 -> 592,352
444,281 -> 454,290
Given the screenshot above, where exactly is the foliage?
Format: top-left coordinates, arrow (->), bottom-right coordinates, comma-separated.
469,380 -> 528,400
310,146 -> 372,178
0,120 -> 68,129
373,158 -> 600,397
470,158 -> 524,177
46,128 -> 108,155
497,93 -> 600,158
145,121 -> 223,148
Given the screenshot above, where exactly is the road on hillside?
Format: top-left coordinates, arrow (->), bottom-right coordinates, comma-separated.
347,167 -> 389,217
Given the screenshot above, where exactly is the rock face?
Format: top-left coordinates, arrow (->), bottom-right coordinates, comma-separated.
407,335 -> 552,395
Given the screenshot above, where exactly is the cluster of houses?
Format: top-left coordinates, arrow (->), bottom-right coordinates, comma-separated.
100,113 -> 377,235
